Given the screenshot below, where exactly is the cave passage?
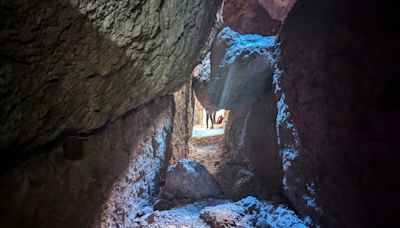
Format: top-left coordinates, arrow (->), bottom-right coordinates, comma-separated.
127,14 -> 309,225
0,0 -> 397,227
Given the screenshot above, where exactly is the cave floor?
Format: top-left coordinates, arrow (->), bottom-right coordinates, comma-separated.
132,126 -> 307,227
188,126 -> 280,200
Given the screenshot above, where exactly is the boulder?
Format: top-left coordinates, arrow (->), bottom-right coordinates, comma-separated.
193,27 -> 276,110
163,159 -> 221,199
200,196 -> 306,228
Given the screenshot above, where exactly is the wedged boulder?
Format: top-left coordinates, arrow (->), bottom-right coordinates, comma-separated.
193,27 -> 276,110
163,159 -> 221,199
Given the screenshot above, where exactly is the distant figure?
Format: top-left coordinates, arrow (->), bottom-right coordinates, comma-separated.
213,112 -> 217,124
216,115 -> 224,124
205,109 -> 214,129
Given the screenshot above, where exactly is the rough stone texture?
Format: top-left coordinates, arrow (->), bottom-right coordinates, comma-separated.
193,92 -> 205,126
224,107 -> 252,166
193,27 -> 275,110
168,82 -> 194,164
224,90 -> 281,193
0,0 -> 220,167
274,0 -> 399,226
222,0 -> 294,36
163,159 -> 221,200
0,96 -> 174,228
200,196 -> 306,228
256,0 -> 297,21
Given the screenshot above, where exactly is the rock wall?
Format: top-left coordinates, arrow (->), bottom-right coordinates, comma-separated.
225,82 -> 281,195
222,0 -> 295,36
0,97 -> 174,227
169,83 -> 194,164
274,0 -> 399,226
0,0 -> 220,168
0,0 -> 221,226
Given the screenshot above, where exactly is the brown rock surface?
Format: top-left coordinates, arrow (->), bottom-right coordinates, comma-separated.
274,0 -> 399,226
222,0 -> 295,36
0,0 -> 221,165
256,0 -> 296,21
223,0 -> 280,36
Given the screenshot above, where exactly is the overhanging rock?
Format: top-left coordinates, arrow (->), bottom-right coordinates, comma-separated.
193,27 -> 276,110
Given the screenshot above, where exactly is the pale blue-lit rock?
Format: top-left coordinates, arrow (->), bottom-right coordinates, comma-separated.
194,27 -> 276,110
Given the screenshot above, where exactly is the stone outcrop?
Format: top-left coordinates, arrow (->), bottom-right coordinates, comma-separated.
0,96 -> 174,227
273,0 -> 399,226
0,0 -> 221,167
163,159 -> 221,200
0,85 -> 199,227
222,0 -> 296,36
193,27 -> 276,110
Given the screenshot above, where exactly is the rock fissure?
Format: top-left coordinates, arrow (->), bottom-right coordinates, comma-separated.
1,0 -> 397,227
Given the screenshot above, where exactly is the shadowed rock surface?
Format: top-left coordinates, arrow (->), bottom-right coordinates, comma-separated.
0,0 -> 397,227
225,92 -> 281,194
0,0 -> 221,227
0,96 -> 174,227
0,0 -> 220,165
273,0 -> 399,226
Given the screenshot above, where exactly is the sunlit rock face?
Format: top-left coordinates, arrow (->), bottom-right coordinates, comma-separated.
222,0 -> 295,36
0,0 -> 220,162
193,27 -> 276,110
274,0 -> 399,226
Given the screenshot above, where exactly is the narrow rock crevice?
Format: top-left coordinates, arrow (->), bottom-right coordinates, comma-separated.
0,0 -> 397,227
